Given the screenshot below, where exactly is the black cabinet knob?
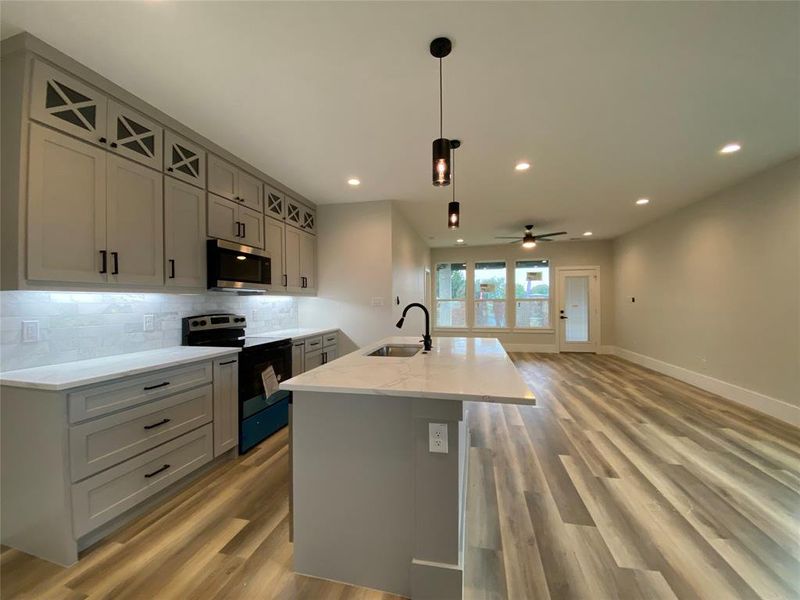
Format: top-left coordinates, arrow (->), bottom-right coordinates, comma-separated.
167,167 -> 173,172
110,142 -> 118,148
99,137 -> 107,144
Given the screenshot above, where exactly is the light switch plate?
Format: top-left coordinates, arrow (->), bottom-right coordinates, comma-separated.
22,320 -> 39,343
429,422 -> 448,454
143,314 -> 155,332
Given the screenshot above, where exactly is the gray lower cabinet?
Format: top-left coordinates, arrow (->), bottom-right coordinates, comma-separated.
0,354 -> 238,566
212,357 -> 239,456
291,340 -> 305,377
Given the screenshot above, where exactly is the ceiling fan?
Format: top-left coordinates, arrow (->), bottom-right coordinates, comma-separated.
496,225 -> 567,248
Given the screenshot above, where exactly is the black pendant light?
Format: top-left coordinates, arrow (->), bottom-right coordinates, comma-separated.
430,37 -> 452,186
448,139 -> 461,229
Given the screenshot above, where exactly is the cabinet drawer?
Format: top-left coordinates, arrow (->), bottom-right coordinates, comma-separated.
71,424 -> 213,537
69,384 -> 213,482
304,336 -> 323,353
68,362 -> 213,424
323,332 -> 338,348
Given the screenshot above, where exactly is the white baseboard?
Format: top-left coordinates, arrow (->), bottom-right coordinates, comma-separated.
610,346 -> 799,428
502,343 -> 557,353
598,345 -> 616,355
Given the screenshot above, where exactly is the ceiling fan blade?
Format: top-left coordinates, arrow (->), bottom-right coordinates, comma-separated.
532,231 -> 567,239
495,236 -> 523,239
536,238 -> 554,242
508,240 -> 522,244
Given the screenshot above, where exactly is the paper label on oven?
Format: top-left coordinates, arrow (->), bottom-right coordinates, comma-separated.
261,366 -> 280,397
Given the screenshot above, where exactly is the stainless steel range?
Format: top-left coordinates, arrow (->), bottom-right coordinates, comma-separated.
182,313 -> 292,453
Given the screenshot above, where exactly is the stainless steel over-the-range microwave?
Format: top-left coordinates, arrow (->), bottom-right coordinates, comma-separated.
207,239 -> 271,292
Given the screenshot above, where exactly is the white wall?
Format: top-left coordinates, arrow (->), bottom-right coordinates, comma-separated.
0,291 -> 297,371
299,201 -> 394,354
613,156 -> 800,412
299,201 -> 432,353
391,206 -> 431,337
430,241 -> 615,350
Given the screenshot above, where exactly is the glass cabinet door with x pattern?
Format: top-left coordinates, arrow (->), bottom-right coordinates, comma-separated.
164,130 -> 205,188
107,101 -> 163,170
30,60 -> 108,145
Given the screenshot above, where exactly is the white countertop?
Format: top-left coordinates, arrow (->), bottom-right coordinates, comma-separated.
0,346 -> 240,391
280,336 -> 535,404
248,327 -> 338,341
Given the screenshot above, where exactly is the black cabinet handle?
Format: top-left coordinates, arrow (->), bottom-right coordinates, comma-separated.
110,142 -> 118,148
143,418 -> 171,430
99,250 -> 107,274
322,352 -> 327,364
99,137 -> 107,144
560,315 -> 568,319
242,222 -> 246,238
168,259 -> 175,279
282,274 -> 288,287
167,167 -> 173,172
111,252 -> 119,275
235,221 -> 241,237
143,381 -> 170,391
144,464 -> 170,478
219,359 -> 237,366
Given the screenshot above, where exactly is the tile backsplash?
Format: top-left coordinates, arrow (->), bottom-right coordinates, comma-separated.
0,291 -> 298,372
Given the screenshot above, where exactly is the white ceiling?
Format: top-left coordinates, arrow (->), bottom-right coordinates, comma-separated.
2,1 -> 798,247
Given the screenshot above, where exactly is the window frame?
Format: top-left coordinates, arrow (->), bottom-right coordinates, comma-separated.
472,259 -> 510,330
512,259 -> 553,331
433,261 -> 469,330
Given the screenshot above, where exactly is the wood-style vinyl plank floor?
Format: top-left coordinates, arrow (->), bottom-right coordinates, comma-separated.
464,353 -> 800,600
3,353 -> 799,599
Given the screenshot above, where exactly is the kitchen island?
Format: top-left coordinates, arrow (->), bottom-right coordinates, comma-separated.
280,336 -> 534,599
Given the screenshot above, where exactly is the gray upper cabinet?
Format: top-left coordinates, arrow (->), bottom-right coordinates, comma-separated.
30,59 -> 108,145
207,154 -> 262,212
285,196 -> 304,230
300,205 -> 316,235
237,171 -> 263,212
27,123 -> 107,284
164,130 -> 205,189
207,195 -> 265,249
265,185 -> 285,220
107,101 -> 162,170
265,217 -> 286,290
207,155 -> 238,201
164,178 -> 206,289
106,155 -> 164,286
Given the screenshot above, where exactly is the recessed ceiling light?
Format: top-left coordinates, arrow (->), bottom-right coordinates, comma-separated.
636,198 -> 650,205
347,178 -> 361,186
515,161 -> 531,171
456,238 -> 464,243
583,231 -> 593,236
719,142 -> 741,154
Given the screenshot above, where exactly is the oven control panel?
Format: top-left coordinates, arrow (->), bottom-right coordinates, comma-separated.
183,314 -> 246,332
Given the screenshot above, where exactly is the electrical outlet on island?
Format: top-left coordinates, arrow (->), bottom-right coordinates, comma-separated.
428,422 -> 448,454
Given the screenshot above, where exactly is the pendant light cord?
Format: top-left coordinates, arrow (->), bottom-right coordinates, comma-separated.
439,58 -> 443,138
452,146 -> 456,199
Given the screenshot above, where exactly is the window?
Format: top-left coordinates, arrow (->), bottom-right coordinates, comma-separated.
435,262 -> 467,328
474,261 -> 506,328
514,259 -> 550,329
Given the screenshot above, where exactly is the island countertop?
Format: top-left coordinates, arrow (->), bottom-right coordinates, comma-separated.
280,336 -> 535,404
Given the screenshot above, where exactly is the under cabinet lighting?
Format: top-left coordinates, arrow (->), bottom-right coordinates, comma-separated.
236,255 -> 247,261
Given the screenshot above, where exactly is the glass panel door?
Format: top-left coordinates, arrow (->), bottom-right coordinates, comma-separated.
557,268 -> 599,352
564,276 -> 589,342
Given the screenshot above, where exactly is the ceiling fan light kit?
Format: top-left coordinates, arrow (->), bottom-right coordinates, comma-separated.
496,225 -> 569,248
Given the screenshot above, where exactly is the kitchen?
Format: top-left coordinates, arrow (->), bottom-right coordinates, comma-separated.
1,3 -> 799,600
